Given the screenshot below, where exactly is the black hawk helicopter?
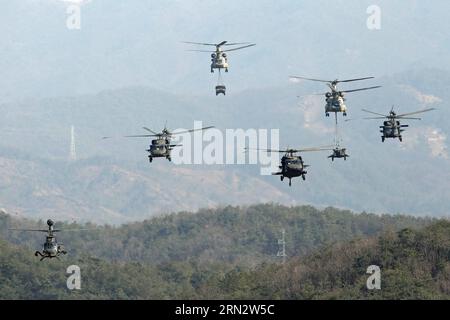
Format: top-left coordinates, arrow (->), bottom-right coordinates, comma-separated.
115,124 -> 214,163
247,146 -> 333,186
9,219 -> 77,261
329,115 -> 349,161
184,41 -> 256,73
290,76 -> 381,117
361,107 -> 435,142
328,143 -> 349,161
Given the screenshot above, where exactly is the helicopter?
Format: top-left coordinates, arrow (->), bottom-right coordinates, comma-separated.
116,124 -> 214,163
328,144 -> 350,161
361,107 -> 435,142
290,76 -> 381,117
247,146 -> 333,186
9,219 -> 68,261
184,41 -> 256,73
328,115 -> 349,161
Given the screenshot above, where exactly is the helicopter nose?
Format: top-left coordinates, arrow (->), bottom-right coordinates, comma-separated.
47,219 -> 54,227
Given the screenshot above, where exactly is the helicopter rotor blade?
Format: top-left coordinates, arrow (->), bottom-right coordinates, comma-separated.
245,147 -> 290,153
396,108 -> 436,118
186,49 -> 214,53
245,146 -> 333,153
362,117 -> 388,120
361,109 -> 388,117
341,86 -> 382,94
223,44 -> 256,52
289,76 -> 331,83
124,134 -> 155,138
290,76 -> 376,84
182,41 -> 218,46
296,93 -> 327,98
338,77 -> 375,83
395,117 -> 423,120
8,228 -> 48,232
295,146 -> 335,153
245,148 -> 287,153
223,42 -> 252,46
142,127 -> 159,135
171,126 -> 214,135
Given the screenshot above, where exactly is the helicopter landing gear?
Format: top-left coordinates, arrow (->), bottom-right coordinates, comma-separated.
399,136 -> 403,142
325,112 -> 330,117
225,68 -> 228,73
302,174 -> 306,181
331,157 -> 334,162
289,179 -> 292,187
148,156 -> 153,163
280,176 -> 284,181
343,112 -> 347,116
382,136 -> 385,142
35,251 -> 46,261
166,156 -> 172,162
344,156 -> 347,161
211,68 -> 214,73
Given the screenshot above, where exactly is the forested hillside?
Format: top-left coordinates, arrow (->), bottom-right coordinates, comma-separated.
203,220 -> 450,299
0,204 -> 433,265
0,215 -> 448,299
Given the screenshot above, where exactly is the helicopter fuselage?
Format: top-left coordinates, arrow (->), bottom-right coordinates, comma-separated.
325,93 -> 347,116
273,155 -> 308,186
211,49 -> 229,72
36,236 -> 67,260
147,138 -> 174,162
281,157 -> 306,178
328,148 -> 349,161
380,119 -> 407,142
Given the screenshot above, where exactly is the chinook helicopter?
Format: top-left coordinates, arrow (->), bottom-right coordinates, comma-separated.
184,41 -> 256,73
361,107 -> 435,142
290,76 -> 381,117
247,146 -> 333,186
9,219 -> 70,261
117,124 -> 214,162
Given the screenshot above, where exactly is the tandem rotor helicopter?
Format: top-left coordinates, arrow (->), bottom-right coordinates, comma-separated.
360,107 -> 436,142
290,76 -> 381,117
246,146 -> 333,186
9,219 -> 87,261
106,124 -> 214,163
185,41 -> 256,95
184,41 -> 256,73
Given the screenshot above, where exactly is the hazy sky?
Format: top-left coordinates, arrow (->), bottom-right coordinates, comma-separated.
1,0 -> 449,100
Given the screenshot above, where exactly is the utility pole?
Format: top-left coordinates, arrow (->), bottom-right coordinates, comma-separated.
277,228 -> 287,264
69,125 -> 77,161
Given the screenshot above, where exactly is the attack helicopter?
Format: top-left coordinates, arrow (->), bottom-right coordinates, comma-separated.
116,124 -> 214,163
361,107 -> 435,142
290,76 -> 381,117
247,146 -> 333,186
9,219 -> 74,261
184,41 -> 256,73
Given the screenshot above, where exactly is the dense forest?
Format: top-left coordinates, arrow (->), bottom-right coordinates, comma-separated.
0,204 -> 433,265
0,204 -> 448,299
